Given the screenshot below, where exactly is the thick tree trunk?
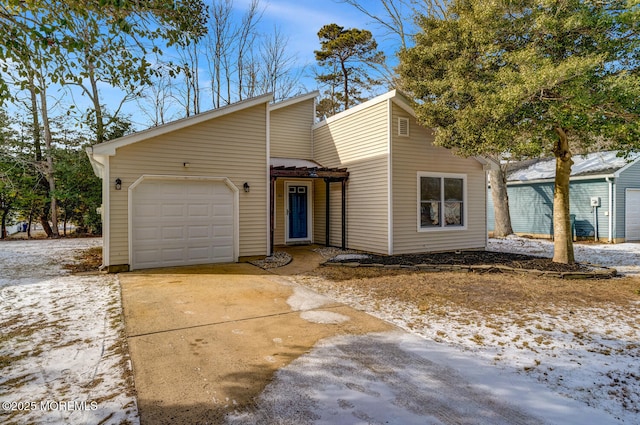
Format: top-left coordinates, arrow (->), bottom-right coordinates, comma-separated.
552,127 -> 575,264
40,215 -> 53,236
489,166 -> 513,237
1,209 -> 7,239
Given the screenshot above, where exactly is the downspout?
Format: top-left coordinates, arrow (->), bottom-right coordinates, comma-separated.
485,166 -> 489,249
387,99 -> 393,255
266,102 -> 271,255
606,177 -> 614,243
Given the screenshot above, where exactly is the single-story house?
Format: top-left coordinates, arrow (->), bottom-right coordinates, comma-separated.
87,90 -> 496,271
487,151 -> 640,243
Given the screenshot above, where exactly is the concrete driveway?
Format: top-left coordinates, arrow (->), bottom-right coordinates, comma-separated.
119,248 -> 392,424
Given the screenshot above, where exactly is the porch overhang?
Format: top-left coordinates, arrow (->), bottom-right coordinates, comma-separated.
269,162 -> 349,254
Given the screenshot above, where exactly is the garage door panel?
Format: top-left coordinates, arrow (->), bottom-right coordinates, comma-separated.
188,204 -> 211,218
162,226 -> 185,240
136,248 -> 160,264
135,204 -> 159,218
213,225 -> 233,237
135,227 -> 161,242
131,179 -> 236,269
188,225 -> 212,238
187,246 -> 212,260
626,189 -> 640,241
212,246 -> 234,258
162,204 -> 186,217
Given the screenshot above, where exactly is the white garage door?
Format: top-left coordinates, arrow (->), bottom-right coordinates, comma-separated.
131,178 -> 236,269
626,189 -> 640,242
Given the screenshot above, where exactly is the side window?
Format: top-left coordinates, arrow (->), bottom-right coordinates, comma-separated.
418,173 -> 466,230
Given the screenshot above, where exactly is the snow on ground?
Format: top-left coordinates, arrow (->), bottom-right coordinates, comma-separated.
0,238 -> 138,425
488,235 -> 640,276
247,237 -> 640,424
2,237 -> 639,425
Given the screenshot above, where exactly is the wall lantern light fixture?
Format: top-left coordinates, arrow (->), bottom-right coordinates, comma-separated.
115,178 -> 122,190
243,182 -> 250,193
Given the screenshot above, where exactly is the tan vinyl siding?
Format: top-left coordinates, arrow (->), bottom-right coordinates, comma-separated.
313,101 -> 390,253
108,104 -> 268,265
314,101 -> 389,167
313,179 -> 327,244
391,104 -> 487,253
342,156 -> 389,253
270,99 -> 314,159
274,179 -> 285,245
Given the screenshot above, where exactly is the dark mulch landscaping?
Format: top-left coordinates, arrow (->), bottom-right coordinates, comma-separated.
327,250 -> 588,273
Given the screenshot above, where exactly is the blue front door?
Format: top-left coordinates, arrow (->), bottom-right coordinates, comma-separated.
289,185 -> 308,239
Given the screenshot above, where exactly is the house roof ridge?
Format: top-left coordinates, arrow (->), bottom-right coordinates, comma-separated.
90,92 -> 274,155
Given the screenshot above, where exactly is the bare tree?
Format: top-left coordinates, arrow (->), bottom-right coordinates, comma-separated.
175,41 -> 202,117
137,64 -> 176,126
235,0 -> 263,101
259,26 -> 304,101
206,0 -> 234,108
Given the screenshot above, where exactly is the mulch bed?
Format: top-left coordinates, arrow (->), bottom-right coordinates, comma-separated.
327,250 -> 589,273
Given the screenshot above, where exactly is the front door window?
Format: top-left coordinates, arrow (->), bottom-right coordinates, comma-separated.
288,186 -> 307,239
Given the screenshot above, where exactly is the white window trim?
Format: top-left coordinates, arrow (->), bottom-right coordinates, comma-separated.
417,172 -> 468,232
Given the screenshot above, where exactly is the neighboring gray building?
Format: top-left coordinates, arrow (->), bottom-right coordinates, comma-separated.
488,151 -> 640,243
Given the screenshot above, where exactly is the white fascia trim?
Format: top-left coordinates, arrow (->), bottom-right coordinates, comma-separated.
387,98 -> 394,255
313,90 -> 399,130
85,147 -> 105,178
269,91 -> 320,111
92,93 -> 274,156
390,93 -> 417,118
613,155 -> 640,177
474,156 -> 500,171
102,157 -> 111,267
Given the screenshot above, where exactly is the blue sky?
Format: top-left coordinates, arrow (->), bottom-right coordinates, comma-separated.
114,0 -> 409,128
247,0 -> 403,67
7,0 -> 412,134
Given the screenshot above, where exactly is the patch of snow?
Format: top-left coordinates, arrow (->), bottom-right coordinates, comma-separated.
4,237 -> 639,425
286,286 -> 333,311
510,151 -> 639,181
0,238 -> 139,425
282,238 -> 640,424
488,236 -> 640,276
331,254 -> 371,261
300,311 -> 350,324
227,331 -> 623,425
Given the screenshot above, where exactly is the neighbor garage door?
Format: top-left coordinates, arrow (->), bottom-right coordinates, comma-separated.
131,178 -> 236,269
626,188 -> 640,241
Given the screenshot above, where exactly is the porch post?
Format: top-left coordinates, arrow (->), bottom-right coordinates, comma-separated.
325,178 -> 330,247
341,179 -> 346,250
270,176 -> 276,255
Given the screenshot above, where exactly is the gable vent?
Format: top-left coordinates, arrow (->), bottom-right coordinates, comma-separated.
398,117 -> 409,137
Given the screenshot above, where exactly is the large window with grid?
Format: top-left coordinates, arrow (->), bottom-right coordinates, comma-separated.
418,173 -> 466,230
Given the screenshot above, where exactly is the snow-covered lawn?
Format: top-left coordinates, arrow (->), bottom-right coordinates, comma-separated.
488,235 -> 640,276
289,237 -> 640,424
1,237 -> 639,424
0,238 -> 138,425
